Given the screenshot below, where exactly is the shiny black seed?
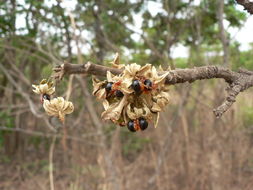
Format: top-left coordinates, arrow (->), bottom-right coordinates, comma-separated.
127,120 -> 136,132
105,82 -> 113,93
43,94 -> 50,101
144,79 -> 152,90
139,118 -> 148,131
115,90 -> 124,98
131,79 -> 141,92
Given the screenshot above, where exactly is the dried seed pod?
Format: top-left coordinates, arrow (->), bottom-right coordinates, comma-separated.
32,79 -> 55,95
110,53 -> 125,69
92,77 -> 107,100
151,92 -> 170,112
101,95 -> 128,122
43,97 -> 74,123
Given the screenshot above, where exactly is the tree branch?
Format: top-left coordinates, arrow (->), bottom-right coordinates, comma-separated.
236,0 -> 253,14
53,62 -> 253,118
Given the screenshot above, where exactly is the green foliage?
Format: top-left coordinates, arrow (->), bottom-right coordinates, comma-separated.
174,57 -> 188,68
0,110 -> 14,128
241,105 -> 253,127
41,64 -> 53,77
0,110 -> 14,148
230,42 -> 253,70
225,1 -> 247,27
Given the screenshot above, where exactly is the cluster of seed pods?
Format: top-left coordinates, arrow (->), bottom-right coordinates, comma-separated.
93,55 -> 170,132
32,79 -> 54,103
32,79 -> 74,123
103,78 -> 154,132
128,79 -> 152,131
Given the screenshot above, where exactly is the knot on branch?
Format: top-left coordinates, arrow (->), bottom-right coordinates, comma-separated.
53,64 -> 65,80
206,66 -> 219,79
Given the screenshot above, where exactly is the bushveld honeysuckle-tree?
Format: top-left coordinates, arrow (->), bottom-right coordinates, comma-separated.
51,52 -> 253,130
32,18 -> 253,130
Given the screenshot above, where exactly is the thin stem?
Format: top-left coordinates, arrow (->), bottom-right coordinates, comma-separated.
49,134 -> 56,190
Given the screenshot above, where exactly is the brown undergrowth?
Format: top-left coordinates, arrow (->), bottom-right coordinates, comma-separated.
1,80 -> 253,190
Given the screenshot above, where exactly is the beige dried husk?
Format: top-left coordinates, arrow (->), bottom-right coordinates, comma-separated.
32,79 -> 55,95
110,52 -> 125,69
43,97 -> 74,123
92,54 -> 171,129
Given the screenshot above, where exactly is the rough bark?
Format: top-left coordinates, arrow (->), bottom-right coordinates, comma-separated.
236,0 -> 253,14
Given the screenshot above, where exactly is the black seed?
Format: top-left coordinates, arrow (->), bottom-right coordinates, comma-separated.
127,120 -> 136,132
144,79 -> 152,90
139,118 -> 148,131
131,79 -> 141,92
43,94 -> 50,101
115,90 -> 124,98
105,82 -> 113,93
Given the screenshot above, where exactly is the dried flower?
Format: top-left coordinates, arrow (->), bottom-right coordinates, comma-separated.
32,79 -> 55,95
92,77 -> 107,100
151,92 -> 170,112
43,97 -> 74,123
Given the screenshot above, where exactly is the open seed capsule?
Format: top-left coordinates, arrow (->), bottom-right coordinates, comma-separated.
139,118 -> 148,130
